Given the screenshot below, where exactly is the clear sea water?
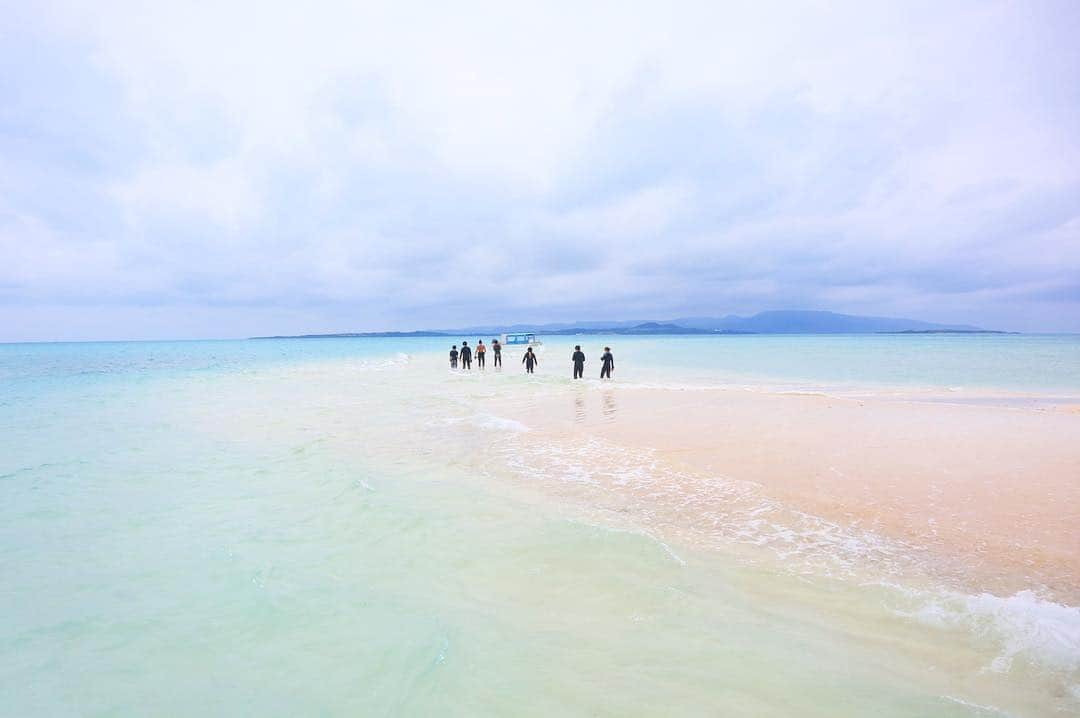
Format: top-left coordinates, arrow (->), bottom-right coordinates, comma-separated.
2,334 -> 1078,716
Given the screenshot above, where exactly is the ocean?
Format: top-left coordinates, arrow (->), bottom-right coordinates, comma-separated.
2,334 -> 1078,715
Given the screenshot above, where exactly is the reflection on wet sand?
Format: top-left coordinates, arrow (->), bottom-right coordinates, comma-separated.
601,388 -> 617,422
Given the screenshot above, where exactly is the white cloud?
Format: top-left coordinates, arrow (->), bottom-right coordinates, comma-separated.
545,182 -> 696,239
2,0 -> 1079,338
111,161 -> 261,228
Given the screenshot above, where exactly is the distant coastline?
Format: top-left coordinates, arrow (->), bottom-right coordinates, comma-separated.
253,331 -> 452,339
252,327 -> 1010,339
251,310 -> 1011,339
882,329 -> 1012,335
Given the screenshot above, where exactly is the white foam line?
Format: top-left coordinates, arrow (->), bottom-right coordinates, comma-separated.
647,533 -> 688,566
941,695 -> 1015,717
885,582 -> 1080,681
569,520 -> 687,567
497,429 -> 1080,697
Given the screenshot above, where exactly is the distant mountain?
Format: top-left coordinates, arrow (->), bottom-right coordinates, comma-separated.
545,322 -> 714,336
254,310 -> 996,339
448,319 -> 646,335
619,322 -> 709,335
445,311 -> 986,335
670,310 -> 985,333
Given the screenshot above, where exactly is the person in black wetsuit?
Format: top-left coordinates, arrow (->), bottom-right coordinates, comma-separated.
460,341 -> 472,370
571,345 -> 585,379
522,347 -> 538,374
491,339 -> 502,367
600,347 -> 614,378
449,345 -> 458,368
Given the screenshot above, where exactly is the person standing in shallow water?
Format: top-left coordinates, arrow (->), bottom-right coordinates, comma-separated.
491,339 -> 502,367
459,341 -> 472,370
522,347 -> 538,374
571,345 -> 585,379
449,345 -> 458,368
476,340 -> 486,368
600,346 -> 614,379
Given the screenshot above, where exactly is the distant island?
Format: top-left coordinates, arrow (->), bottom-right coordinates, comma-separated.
253,310 -> 1009,339
883,329 -> 1012,335
257,330 -> 452,339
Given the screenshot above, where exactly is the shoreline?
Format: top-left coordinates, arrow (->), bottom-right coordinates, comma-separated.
490,382 -> 1080,604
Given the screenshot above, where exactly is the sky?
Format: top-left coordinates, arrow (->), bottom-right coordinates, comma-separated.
2,0 -> 1079,340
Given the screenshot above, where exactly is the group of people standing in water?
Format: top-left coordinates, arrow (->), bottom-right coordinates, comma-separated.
449,339 -> 499,370
449,340 -> 614,379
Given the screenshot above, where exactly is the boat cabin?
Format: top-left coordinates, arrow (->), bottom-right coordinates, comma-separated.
501,332 -> 541,346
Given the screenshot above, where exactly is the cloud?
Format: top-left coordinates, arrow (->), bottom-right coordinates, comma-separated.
1,0 -> 1078,340
111,160 -> 261,228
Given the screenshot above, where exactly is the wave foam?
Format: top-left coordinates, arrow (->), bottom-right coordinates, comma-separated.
475,415 -> 531,433
497,435 -> 919,580
493,429 -> 1080,698
442,414 -> 530,433
898,588 -> 1080,676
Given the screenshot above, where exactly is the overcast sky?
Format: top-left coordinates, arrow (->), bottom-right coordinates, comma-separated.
2,0 -> 1078,340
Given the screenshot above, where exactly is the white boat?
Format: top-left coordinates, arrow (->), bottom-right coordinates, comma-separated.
500,332 -> 543,348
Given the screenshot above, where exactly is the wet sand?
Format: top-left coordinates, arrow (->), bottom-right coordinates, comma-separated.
501,385 -> 1080,601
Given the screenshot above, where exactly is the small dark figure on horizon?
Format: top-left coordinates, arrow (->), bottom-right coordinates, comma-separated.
492,339 -> 502,367
522,347 -> 538,374
571,345 -> 585,379
600,347 -> 614,379
449,345 -> 458,368
460,341 -> 472,370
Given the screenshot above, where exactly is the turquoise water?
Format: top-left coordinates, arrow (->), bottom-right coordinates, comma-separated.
2,335 -> 1078,715
559,333 -> 1080,393
3,333 -> 1078,391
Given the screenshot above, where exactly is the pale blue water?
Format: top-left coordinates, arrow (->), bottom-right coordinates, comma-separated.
569,333 -> 1080,393
4,333 -> 1077,391
2,335 -> 1078,715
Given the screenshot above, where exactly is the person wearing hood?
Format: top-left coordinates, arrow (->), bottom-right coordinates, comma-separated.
571,345 -> 585,379
522,347 -> 539,374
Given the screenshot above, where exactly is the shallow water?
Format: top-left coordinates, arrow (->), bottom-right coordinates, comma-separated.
2,336 -> 1078,715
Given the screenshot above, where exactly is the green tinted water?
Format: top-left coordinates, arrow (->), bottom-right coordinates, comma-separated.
2,337 -> 1077,715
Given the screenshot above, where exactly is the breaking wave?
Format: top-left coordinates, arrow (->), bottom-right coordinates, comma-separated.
491,427 -> 1080,701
